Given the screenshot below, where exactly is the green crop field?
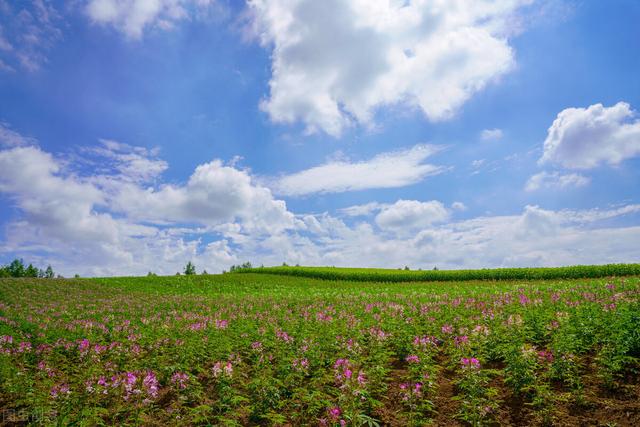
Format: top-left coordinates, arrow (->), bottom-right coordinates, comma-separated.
236,263 -> 640,282
1,272 -> 639,426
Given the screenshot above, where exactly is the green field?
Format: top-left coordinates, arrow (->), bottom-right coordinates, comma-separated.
237,263 -> 640,282
1,272 -> 639,426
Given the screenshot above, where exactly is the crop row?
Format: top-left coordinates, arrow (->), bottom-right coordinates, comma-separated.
235,263 -> 640,282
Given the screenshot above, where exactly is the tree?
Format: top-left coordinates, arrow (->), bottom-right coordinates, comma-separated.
229,262 -> 253,273
404,266 -> 410,271
44,265 -> 55,279
25,264 -> 39,277
184,261 -> 196,275
8,259 -> 25,277
202,270 -> 208,275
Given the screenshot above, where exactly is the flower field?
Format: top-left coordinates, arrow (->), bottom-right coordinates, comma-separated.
1,273 -> 639,426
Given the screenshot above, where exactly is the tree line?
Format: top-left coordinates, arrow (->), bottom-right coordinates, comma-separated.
0,259 -> 56,278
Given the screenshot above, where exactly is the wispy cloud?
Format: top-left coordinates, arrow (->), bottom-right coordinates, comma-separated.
480,128 -> 503,141
0,0 -> 63,72
525,171 -> 590,192
85,0 -> 223,39
271,144 -> 446,196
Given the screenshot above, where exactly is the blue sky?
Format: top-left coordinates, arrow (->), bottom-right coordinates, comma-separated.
1,0 -> 639,276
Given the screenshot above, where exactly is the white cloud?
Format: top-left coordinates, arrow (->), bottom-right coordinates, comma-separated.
87,139 -> 168,183
451,201 -> 467,211
0,128 -> 296,276
0,123 -> 36,147
86,0 -> 219,39
248,0 -> 529,136
0,145 -> 120,246
0,0 -> 62,72
2,127 -> 640,276
108,159 -> 295,233
540,102 -> 640,169
375,199 -> 449,232
525,171 -> 590,192
480,128 -> 503,141
272,144 -> 445,196
256,203 -> 640,270
338,202 -> 384,217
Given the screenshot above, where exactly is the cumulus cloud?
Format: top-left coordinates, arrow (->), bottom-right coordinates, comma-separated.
540,102 -> 640,169
2,127 -> 640,276
272,144 -> 445,196
480,128 -> 503,141
248,0 -> 528,136
0,127 -> 296,276
525,171 -> 590,192
111,159 -> 295,233
375,199 -> 449,231
0,145 -> 121,246
248,203 -> 640,270
86,0 -> 219,39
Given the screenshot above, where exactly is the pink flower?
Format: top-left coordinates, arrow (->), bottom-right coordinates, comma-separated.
189,322 -> 206,331
171,372 -> 189,389
276,330 -> 293,343
17,341 -> 32,353
441,324 -> 454,334
328,406 -> 341,421
334,358 -> 348,368
413,335 -> 438,347
50,384 -> 70,399
126,372 -> 137,386
537,350 -> 554,364
405,354 -> 420,364
454,335 -> 469,347
143,371 -> 159,398
519,294 -> 531,305
224,361 -> 234,376
357,371 -> 366,385
461,357 -> 480,369
215,319 -> 228,329
292,358 -> 309,372
78,339 -> 90,353
212,362 -> 223,377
